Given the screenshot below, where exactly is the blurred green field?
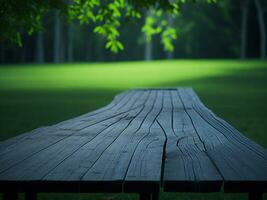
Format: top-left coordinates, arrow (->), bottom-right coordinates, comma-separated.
0,60 -> 266,200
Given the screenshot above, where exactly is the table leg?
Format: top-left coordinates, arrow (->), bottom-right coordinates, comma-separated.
3,192 -> 18,200
151,190 -> 159,200
140,192 -> 151,200
25,191 -> 37,200
249,192 -> 263,200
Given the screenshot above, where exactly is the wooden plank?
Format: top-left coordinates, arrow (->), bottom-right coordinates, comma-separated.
77,92 -> 156,181
179,88 -> 267,193
0,133 -> 67,173
161,90 -> 222,192
0,90 -> 144,175
0,92 -> 149,192
0,135 -> 101,180
0,126 -> 50,152
52,90 -> 132,127
123,91 -> 164,192
79,90 -> 161,193
34,91 -> 153,192
0,91 -> 147,180
53,90 -> 141,131
0,114 -> 127,174
0,119 -> 136,192
44,91 -> 153,180
0,90 -> 132,154
1,87 -> 266,195
123,122 -> 164,185
0,90 -> 130,150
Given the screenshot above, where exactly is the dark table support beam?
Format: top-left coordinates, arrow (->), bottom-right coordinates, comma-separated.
152,190 -> 159,200
140,192 -> 151,200
25,191 -> 37,200
3,192 -> 18,200
249,192 -> 263,200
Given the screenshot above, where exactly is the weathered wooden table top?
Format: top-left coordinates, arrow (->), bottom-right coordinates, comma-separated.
0,88 -> 266,194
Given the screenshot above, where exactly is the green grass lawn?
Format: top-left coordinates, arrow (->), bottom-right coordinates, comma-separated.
0,60 -> 266,200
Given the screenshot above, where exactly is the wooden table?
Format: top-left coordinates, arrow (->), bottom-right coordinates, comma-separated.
0,88 -> 266,200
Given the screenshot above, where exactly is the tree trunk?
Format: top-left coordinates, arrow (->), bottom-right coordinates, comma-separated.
144,39 -> 152,61
167,16 -> 174,60
60,28 -> 65,62
36,31 -> 44,63
240,0 -> 249,59
86,28 -> 92,61
144,10 -> 152,61
0,44 -> 5,63
21,42 -> 26,63
67,22 -> 73,62
66,0 -> 73,62
254,0 -> 266,59
54,11 -> 61,63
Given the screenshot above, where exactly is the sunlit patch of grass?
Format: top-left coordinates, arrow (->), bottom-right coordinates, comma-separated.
0,60 -> 266,90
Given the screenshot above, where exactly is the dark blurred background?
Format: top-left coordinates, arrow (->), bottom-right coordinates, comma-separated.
0,0 -> 266,63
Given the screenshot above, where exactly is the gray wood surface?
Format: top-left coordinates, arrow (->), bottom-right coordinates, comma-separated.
160,90 -> 222,192
178,88 -> 267,192
0,88 -> 266,194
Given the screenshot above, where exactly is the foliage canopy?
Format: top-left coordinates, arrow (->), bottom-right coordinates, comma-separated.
0,0 -> 215,52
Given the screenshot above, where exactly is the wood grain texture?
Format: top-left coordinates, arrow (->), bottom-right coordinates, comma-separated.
0,88 -> 266,194
0,91 -> 140,177
161,90 -> 222,192
178,88 -> 267,193
0,90 -> 145,192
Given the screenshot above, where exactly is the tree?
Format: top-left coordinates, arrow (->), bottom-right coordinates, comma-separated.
142,9 -> 177,60
144,35 -> 153,60
144,10 -> 153,61
240,0 -> 250,59
0,44 -> 4,63
0,0 -> 65,45
254,0 -> 266,59
67,22 -> 74,62
0,0 -> 214,54
166,16 -> 174,59
36,31 -> 44,63
35,17 -> 45,63
54,10 -> 61,63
